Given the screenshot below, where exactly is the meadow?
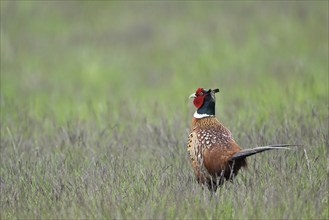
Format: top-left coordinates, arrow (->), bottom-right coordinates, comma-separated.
1,1 -> 328,219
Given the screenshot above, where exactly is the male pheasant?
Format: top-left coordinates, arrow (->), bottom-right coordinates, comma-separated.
187,87 -> 294,191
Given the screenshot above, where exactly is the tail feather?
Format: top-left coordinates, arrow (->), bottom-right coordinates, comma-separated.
229,144 -> 297,161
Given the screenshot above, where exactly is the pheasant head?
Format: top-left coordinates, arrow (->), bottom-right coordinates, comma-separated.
189,88 -> 220,118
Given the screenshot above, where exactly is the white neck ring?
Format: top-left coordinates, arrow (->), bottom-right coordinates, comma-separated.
193,111 -> 213,119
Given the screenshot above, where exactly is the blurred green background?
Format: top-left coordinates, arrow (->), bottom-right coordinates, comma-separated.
1,1 -> 327,123
1,1 -> 328,219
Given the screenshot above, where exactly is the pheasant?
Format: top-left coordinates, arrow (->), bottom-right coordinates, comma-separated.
187,87 -> 294,191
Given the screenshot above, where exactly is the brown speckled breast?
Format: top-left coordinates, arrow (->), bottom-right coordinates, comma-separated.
187,116 -> 245,186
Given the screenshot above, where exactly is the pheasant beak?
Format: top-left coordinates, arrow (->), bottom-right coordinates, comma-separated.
189,93 -> 196,99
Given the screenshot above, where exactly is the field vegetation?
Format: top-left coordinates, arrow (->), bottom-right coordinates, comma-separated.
1,1 -> 328,219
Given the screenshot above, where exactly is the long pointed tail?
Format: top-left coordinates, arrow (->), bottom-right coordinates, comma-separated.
229,144 -> 298,161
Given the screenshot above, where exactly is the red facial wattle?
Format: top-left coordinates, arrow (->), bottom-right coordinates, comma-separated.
193,87 -> 206,108
193,95 -> 205,108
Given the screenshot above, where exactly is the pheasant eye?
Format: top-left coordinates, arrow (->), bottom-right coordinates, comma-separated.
198,92 -> 203,96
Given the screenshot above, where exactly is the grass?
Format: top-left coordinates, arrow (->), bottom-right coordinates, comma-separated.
1,1 -> 328,219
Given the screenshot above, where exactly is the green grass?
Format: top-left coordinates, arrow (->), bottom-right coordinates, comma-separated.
1,1 -> 328,219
